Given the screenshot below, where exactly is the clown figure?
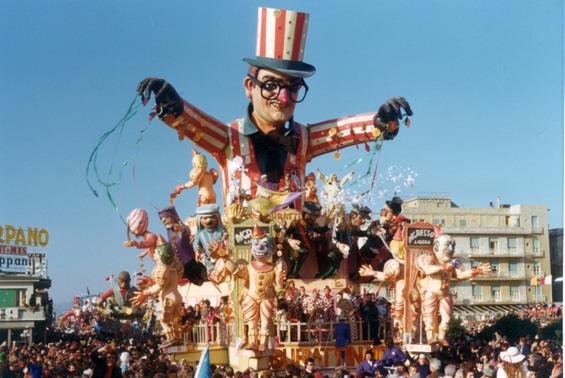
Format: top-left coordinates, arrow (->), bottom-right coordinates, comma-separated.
235,225 -> 285,351
416,227 -> 491,344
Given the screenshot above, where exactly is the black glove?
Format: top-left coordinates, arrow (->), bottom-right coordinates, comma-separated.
137,77 -> 184,118
374,96 -> 413,140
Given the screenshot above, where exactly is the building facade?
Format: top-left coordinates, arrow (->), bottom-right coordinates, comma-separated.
549,228 -> 563,302
402,197 -> 553,315
0,254 -> 52,344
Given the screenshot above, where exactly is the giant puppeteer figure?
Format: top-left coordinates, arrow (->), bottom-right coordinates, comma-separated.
138,7 -> 412,209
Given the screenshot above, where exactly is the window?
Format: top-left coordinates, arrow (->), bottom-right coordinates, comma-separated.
533,262 -> 541,276
491,285 -> 501,300
531,216 -> 539,228
432,217 -> 445,226
509,261 -> 518,276
470,237 -> 480,253
489,238 -> 498,254
532,239 -> 540,253
472,285 -> 482,298
535,285 -> 542,299
510,285 -> 520,300
491,261 -> 499,275
507,238 -> 517,253
0,290 -> 17,308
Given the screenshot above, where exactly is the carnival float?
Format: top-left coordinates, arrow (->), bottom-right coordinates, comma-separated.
83,6 -> 492,372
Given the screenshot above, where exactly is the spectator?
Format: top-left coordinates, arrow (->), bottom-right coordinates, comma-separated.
304,357 -> 322,378
416,354 -> 431,378
380,337 -> 407,367
356,350 -> 379,377
497,347 -> 526,378
427,358 -> 441,378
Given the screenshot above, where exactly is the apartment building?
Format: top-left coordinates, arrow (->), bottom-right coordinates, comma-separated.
402,196 -> 552,316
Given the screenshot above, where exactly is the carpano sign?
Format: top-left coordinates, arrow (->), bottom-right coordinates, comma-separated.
0,254 -> 33,273
0,225 -> 49,247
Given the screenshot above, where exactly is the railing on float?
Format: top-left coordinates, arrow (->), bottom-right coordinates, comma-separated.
181,318 -> 393,347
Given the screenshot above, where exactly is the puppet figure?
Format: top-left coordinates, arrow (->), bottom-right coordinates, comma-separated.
170,149 -> 218,206
192,204 -> 227,276
132,243 -> 184,347
416,227 -> 491,345
303,173 -> 319,204
235,225 -> 285,351
317,169 -> 354,220
99,271 -> 137,310
159,206 -> 207,285
123,208 -> 162,262
286,201 -> 323,278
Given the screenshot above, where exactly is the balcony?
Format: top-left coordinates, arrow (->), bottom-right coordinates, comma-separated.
531,226 -> 544,235
470,296 -> 526,304
475,271 -> 526,280
525,249 -> 544,258
531,295 -> 547,303
0,307 -> 45,322
468,249 -> 524,258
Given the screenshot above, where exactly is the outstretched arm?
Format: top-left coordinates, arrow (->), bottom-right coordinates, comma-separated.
137,78 -> 229,158
306,97 -> 412,160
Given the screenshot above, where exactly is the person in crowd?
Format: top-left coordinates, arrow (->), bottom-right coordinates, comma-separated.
356,350 -> 379,377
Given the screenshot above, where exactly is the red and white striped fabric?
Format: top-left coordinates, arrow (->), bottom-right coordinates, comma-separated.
256,7 -> 309,62
162,105 -> 378,207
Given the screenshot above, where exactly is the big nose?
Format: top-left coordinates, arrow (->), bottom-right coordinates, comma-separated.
277,87 -> 290,105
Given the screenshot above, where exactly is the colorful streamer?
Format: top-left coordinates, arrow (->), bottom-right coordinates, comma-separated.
85,95 -> 145,222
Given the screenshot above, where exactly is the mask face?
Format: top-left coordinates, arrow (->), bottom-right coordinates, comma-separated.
433,235 -> 456,263
251,236 -> 272,260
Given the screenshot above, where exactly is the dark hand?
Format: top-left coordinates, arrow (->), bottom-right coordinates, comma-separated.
374,96 -> 413,140
137,77 -> 184,118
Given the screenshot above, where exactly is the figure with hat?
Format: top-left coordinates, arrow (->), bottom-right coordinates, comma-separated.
137,7 -> 412,211
192,204 -> 230,279
234,225 -> 285,351
416,226 -> 492,345
498,347 -> 526,378
285,201 -> 324,278
379,196 -> 408,243
159,205 -> 207,285
169,149 -> 219,206
334,204 -> 379,280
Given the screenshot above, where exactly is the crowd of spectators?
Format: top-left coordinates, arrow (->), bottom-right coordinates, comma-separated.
0,290 -> 559,378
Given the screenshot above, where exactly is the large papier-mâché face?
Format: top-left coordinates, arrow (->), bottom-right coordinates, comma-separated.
433,234 -> 456,263
251,236 -> 273,261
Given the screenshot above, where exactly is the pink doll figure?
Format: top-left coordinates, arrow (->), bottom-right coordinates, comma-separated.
124,208 -> 163,262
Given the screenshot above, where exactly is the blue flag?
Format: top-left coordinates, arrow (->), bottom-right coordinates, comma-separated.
195,345 -> 211,378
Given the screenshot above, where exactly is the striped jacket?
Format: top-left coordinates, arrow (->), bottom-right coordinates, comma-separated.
162,100 -> 379,205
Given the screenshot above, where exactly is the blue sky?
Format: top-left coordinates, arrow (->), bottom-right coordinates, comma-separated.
1,1 -> 563,306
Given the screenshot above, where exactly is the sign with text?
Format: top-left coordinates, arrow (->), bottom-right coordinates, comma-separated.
0,225 -> 49,247
232,225 -> 270,246
404,223 -> 435,248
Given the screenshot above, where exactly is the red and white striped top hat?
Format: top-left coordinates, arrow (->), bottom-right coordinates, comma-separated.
243,7 -> 316,78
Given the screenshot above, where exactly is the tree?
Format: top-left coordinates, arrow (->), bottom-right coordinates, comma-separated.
491,314 -> 537,343
540,318 -> 562,341
446,317 -> 466,341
